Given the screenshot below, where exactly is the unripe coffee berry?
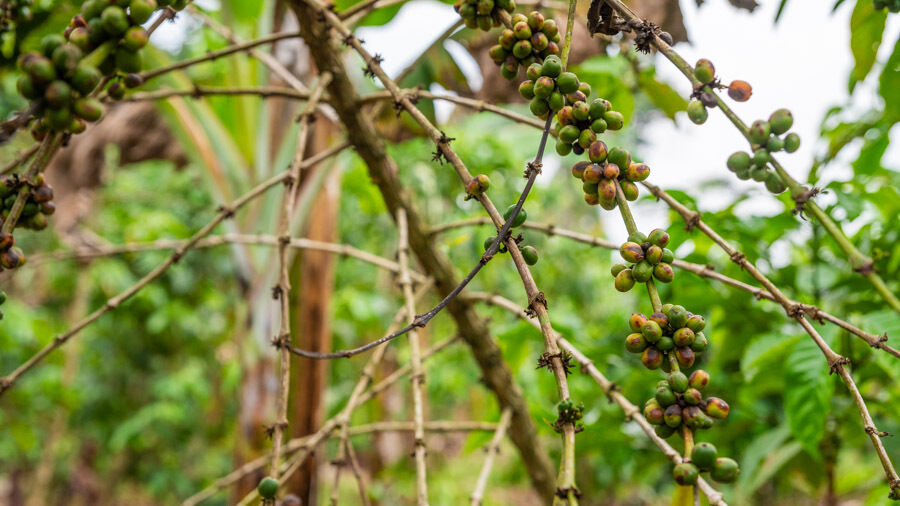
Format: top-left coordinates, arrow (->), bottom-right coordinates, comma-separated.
655,385 -> 676,407
685,314 -> 706,333
768,108 -> 793,135
632,260 -> 653,282
691,332 -> 708,352
521,245 -> 539,265
668,371 -> 688,393
766,135 -> 784,152
673,327 -> 694,347
525,61 -> 542,80
258,477 -> 279,499
647,228 -> 669,248
557,72 -> 579,94
783,132 -> 801,153
655,424 -> 675,438
765,172 -> 787,194
727,80 -> 752,102
687,100 -> 708,124
620,180 -> 639,201
748,120 -> 771,144
711,458 -> 739,483
607,146 -> 631,169
656,336 -> 675,352
629,313 -> 649,332
541,55 -> 561,78
726,151 -> 751,173
683,387 -> 702,405
664,404 -> 682,427
603,110 -> 624,130
673,462 -> 699,486
693,59 -> 715,84
661,248 -> 675,264
518,80 -> 535,99
665,305 -> 687,328
503,205 -> 527,227
752,148 -> 770,166
653,263 -> 674,283
645,245 -> 663,265
588,140 -> 608,163
691,442 -> 717,471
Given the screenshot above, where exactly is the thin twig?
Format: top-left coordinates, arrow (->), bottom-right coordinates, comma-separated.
470,408 -> 513,506
0,143 -> 347,397
642,180 -> 900,498
1,143 -> 40,174
1,135 -> 63,235
397,209 -> 430,505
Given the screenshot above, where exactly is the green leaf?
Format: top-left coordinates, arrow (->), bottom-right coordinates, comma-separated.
784,338 -> 833,459
879,38 -> 900,120
741,333 -> 801,382
849,0 -> 887,92
636,67 -> 687,121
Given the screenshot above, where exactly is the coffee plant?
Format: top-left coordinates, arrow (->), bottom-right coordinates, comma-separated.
0,0 -> 898,504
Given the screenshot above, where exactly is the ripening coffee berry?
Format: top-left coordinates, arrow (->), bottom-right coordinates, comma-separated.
783,132 -> 801,153
668,371 -> 688,393
258,477 -> 279,499
705,397 -> 730,420
672,327 -> 694,347
525,61 -> 542,80
559,124 -> 580,144
557,72 -> 579,94
727,80 -> 752,102
675,346 -> 695,367
577,129 -> 596,149
597,178 -> 616,202
108,82 -> 126,100
641,320 -> 662,343
571,161 -> 590,179
726,151 -> 751,173
642,347 -> 663,369
1,247 -> 25,269
588,140 -> 608,163
682,405 -> 702,428
614,268 -> 635,292
693,59 -> 715,84
653,263 -> 674,283
629,313 -> 648,332
74,98 -> 103,122
625,333 -> 648,353
503,205 -> 527,227
673,462 -> 699,486
648,311 -> 668,329
710,458 -> 739,483
518,80 -> 535,99
748,120 -> 771,144
661,248 -> 674,264
583,192 -> 599,205
687,100 -> 708,124
663,305 -> 685,328
664,404 -> 683,428
688,369 -> 710,390
521,245 -> 539,265
466,174 -> 491,195
768,108 -> 793,135
625,162 -> 650,182
645,245 -> 663,265
685,314 -> 706,333
531,32 -> 549,52
620,241 -> 644,263
683,388 -> 703,405
691,442 -> 718,471
644,398 -> 664,424
534,76 -> 554,99
71,64 -> 101,95
0,232 -> 13,250
602,163 -> 619,180
646,228 -> 669,248
582,163 -> 603,184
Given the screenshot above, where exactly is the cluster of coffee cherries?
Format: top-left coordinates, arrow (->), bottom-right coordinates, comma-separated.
673,441 -> 739,486
0,0 -> 33,28
489,12 -> 560,80
482,205 -> 539,265
624,304 -> 708,370
725,109 -> 799,194
453,0 -> 516,31
571,143 -> 649,209
873,0 -> 900,11
643,368 -> 729,437
0,174 -> 55,269
553,95 -> 625,156
612,229 -> 675,291
517,55 -> 580,119
686,58 -> 753,125
16,0 -> 182,137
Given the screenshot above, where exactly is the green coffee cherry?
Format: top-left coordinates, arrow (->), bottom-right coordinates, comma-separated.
673,462 -> 699,486
661,248 -> 675,264
632,261 -> 653,282
655,424 -> 675,438
101,5 -> 129,35
628,232 -> 647,244
71,65 -> 102,95
129,0 -> 158,24
603,110 -> 624,130
691,332 -> 708,352
726,151 -> 751,173
655,385 -> 677,407
74,98 -> 103,122
748,120 -> 771,144
711,458 -> 739,483
557,72 -> 579,94
620,241 -> 644,263
693,58 -> 715,84
639,320 -> 661,343
614,269 -> 635,292
541,55 -> 561,78
503,205 -> 527,227
685,314 -> 705,333
647,228 -> 669,248
691,442 -> 718,471
589,98 -> 609,118
44,81 -> 71,109
625,333 -> 648,353
556,140 -> 573,156
752,148 -> 770,166
664,404 -> 682,428
765,172 -> 787,194
620,180 -> 639,201
672,327 -> 694,347
656,336 -> 675,352
687,100 -> 707,124
645,245 -> 663,265
116,48 -> 143,74
683,388 -> 702,405
749,166 -> 768,182
258,477 -> 279,499
768,108 -> 793,135
766,135 -> 784,152
521,245 -> 539,265
666,305 -> 688,328
123,26 -> 149,51
668,371 -> 688,393
45,107 -> 73,131
783,132 -> 801,153
607,146 -> 631,168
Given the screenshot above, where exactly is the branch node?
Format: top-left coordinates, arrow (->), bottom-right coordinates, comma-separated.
791,186 -> 826,219
828,355 -> 851,375
853,258 -> 876,276
865,425 -> 892,438
216,205 -> 236,218
729,251 -> 746,266
537,351 -> 573,376
684,211 -> 702,232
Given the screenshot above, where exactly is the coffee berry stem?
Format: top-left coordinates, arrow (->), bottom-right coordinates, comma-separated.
560,0 -> 576,69
0,134 -> 60,235
612,179 -> 639,236
80,40 -> 115,69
